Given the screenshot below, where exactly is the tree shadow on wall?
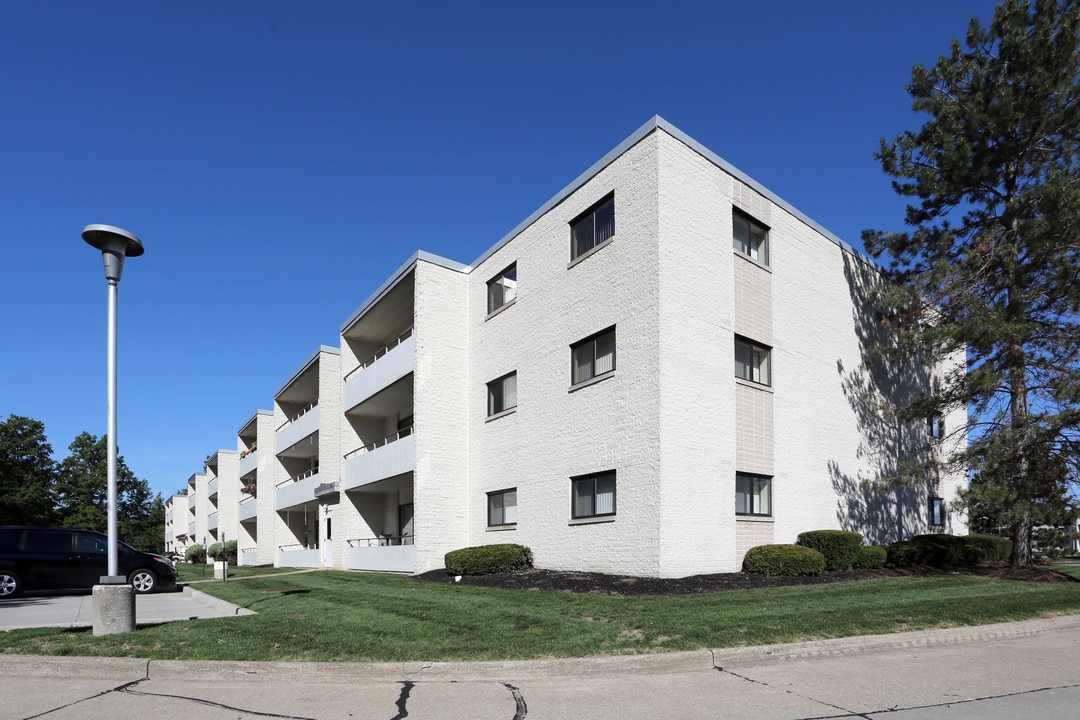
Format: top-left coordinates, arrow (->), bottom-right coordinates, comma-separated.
832,253 -> 946,545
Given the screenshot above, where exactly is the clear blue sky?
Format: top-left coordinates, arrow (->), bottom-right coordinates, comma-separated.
1,1 -> 1001,500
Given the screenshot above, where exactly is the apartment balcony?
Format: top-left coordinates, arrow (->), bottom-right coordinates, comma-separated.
239,449 -> 258,478
343,430 -> 414,491
275,468 -> 320,511
208,477 -> 219,499
188,522 -> 195,537
344,329 -> 414,412
278,545 -> 320,569
208,512 -> 219,531
276,403 -> 319,454
346,537 -> 415,573
239,495 -> 257,521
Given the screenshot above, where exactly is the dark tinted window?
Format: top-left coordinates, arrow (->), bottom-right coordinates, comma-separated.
0,529 -> 22,551
24,530 -> 72,552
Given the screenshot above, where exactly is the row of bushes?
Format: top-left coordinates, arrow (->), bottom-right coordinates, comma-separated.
183,540 -> 239,564
439,533 -> 1011,580
743,531 -> 1011,577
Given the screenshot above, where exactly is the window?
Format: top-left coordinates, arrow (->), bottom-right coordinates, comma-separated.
487,263 -> 517,314
572,471 -> 616,519
570,194 -> 615,260
736,473 -> 772,516
929,497 -> 945,527
571,327 -> 616,385
927,415 -> 943,438
488,488 -> 517,527
733,210 -> 769,265
735,337 -> 771,386
487,372 -> 517,416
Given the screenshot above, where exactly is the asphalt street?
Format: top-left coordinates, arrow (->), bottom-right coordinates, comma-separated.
1,607 -> 1078,719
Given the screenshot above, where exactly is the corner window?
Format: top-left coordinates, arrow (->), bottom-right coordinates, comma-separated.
735,337 -> 771,386
736,473 -> 772,516
571,327 -> 615,386
570,193 -> 615,261
488,488 -> 517,527
487,372 -> 517,416
733,210 -> 769,265
927,415 -> 943,438
572,471 -> 616,519
929,497 -> 945,527
487,263 -> 517,314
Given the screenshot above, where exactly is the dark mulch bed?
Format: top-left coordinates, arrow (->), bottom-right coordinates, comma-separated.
413,563 -> 1078,597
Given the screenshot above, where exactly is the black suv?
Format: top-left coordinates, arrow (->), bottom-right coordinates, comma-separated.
0,526 -> 177,598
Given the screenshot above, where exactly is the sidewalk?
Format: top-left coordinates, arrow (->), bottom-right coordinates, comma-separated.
0,585 -> 254,631
1,615 -> 1079,719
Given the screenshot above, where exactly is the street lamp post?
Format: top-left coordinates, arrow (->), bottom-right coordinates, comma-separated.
83,223 -> 143,636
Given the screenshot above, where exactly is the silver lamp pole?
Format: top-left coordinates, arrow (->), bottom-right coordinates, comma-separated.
83,224 -> 143,582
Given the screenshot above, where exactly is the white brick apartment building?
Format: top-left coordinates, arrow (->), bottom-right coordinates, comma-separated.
173,117 -> 967,578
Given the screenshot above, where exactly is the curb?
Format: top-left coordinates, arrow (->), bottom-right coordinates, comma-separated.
7,615 -> 1076,683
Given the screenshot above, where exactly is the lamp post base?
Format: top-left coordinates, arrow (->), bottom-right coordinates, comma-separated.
92,583 -> 135,636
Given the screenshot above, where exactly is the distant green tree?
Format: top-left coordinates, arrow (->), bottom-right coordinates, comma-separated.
54,432 -> 165,553
863,0 -> 1080,565
0,414 -> 57,525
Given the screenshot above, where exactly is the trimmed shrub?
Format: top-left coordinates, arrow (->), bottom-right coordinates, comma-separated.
885,540 -> 920,567
965,534 -> 1012,562
886,534 -> 995,568
853,545 -> 887,569
742,544 -> 825,577
445,543 -> 533,575
207,541 -> 238,563
796,530 -> 864,571
185,544 -> 206,564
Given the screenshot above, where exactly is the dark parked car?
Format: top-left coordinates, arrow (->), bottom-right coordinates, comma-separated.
0,526 -> 177,598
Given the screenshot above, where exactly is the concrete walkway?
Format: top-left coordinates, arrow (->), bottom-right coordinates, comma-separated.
0,585 -> 254,631
1,615 -> 1079,718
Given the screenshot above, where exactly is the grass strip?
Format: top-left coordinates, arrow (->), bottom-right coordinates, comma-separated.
1,571 -> 1077,662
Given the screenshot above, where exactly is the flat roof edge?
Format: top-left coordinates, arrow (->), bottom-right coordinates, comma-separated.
653,118 -> 859,257
472,116 -> 663,268
273,345 -> 340,399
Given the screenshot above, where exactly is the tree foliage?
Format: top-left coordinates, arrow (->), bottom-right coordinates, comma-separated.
863,0 -> 1080,564
0,415 -> 164,552
0,415 -> 57,525
55,432 -> 165,553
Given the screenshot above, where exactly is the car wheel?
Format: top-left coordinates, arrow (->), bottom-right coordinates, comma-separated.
0,571 -> 22,599
128,569 -> 158,594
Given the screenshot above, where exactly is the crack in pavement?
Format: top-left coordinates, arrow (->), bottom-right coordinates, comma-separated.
503,682 -> 527,719
714,663 -> 1080,720
716,667 -> 866,719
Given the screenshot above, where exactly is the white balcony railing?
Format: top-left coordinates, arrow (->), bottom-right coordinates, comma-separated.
346,537 -> 415,573
275,469 -> 320,511
239,449 -> 258,478
208,512 -> 219,531
343,430 -> 414,491
344,331 -> 415,411
208,477 -> 219,498
239,495 -> 257,521
276,403 -> 320,453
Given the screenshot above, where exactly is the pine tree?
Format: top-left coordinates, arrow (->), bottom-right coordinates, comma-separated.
0,414 -> 57,525
863,0 -> 1080,565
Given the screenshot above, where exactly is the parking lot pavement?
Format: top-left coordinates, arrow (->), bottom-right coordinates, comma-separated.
0,585 -> 254,630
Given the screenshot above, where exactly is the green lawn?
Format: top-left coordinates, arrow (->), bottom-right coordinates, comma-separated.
1,571 -> 1077,662
174,563 -> 301,583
